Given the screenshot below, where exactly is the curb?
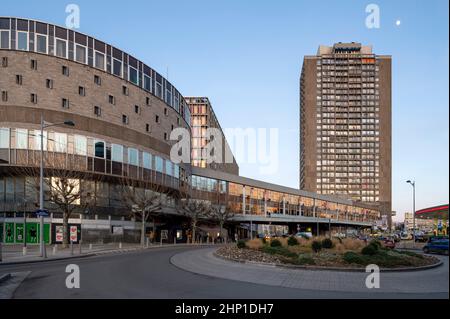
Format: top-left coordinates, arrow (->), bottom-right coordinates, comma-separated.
0,243 -> 222,266
213,251 -> 444,273
0,273 -> 12,284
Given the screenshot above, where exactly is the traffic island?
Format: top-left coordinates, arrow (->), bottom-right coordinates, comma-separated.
215,237 -> 442,272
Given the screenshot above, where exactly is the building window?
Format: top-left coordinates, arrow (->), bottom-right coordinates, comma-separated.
78,86 -> 86,96
177,117 -> 181,125
30,59 -> 37,70
33,130 -> 47,151
111,144 -> 123,162
94,75 -> 101,86
94,51 -> 105,70
46,79 -> 53,89
62,98 -> 69,109
30,93 -> 37,104
164,108 -> 168,116
113,59 -> 122,77
155,115 -> 160,123
155,156 -> 163,173
122,115 -> 129,125
17,31 -> 28,50
146,97 -> 150,106
146,123 -> 150,132
1,57 -> 7,67
134,105 -> 139,114
0,31 -> 10,49
144,75 -> 151,92
164,132 -> 168,140
54,133 -> 67,153
122,86 -> 129,96
171,125 -> 174,131
94,140 -> 105,158
143,152 -> 152,169
16,75 -> 23,85
74,135 -> 87,155
128,148 -> 139,166
94,106 -> 101,117
15,129 -> 28,149
36,34 -> 47,54
1,91 -> 7,102
62,65 -> 69,76
55,38 -> 67,58
0,127 -> 10,148
109,95 -> 115,105
75,44 -> 87,64
129,66 -> 138,85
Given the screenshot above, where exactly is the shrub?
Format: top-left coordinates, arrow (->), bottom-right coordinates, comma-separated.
246,238 -> 263,250
322,238 -> 333,249
261,237 -> 267,245
311,240 -> 322,253
236,240 -> 246,249
262,246 -> 297,258
361,244 -> 378,256
287,236 -> 299,246
270,239 -> 282,247
343,251 -> 364,264
342,238 -> 365,251
297,254 -> 316,265
369,240 -> 382,249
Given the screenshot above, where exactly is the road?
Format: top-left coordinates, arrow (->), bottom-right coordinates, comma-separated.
0,246 -> 447,298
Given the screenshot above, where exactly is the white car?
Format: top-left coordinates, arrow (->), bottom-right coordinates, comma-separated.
295,232 -> 313,239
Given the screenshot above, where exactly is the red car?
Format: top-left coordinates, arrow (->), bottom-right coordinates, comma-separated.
382,238 -> 396,249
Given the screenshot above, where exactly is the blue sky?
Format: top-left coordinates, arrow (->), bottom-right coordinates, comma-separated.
2,0 -> 448,221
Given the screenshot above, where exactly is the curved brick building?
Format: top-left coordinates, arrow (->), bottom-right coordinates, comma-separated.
1,17 -> 381,244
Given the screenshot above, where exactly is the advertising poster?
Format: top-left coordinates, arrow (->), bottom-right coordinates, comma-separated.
55,225 -> 64,243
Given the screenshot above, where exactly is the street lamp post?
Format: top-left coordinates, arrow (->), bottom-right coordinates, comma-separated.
406,180 -> 416,248
39,114 -> 75,258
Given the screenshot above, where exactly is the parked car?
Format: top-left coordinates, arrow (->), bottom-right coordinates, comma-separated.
382,238 -> 396,249
414,233 -> 428,242
428,235 -> 449,243
400,232 -> 412,240
392,234 -> 401,242
295,232 -> 313,239
423,239 -> 449,255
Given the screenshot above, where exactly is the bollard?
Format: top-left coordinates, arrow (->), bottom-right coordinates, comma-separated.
52,245 -> 57,255
174,236 -> 176,245
70,240 -> 74,256
160,237 -> 162,246
119,242 -> 122,249
0,242 -> 2,262
89,243 -> 93,250
79,240 -> 82,254
23,246 -> 27,256
146,237 -> 149,248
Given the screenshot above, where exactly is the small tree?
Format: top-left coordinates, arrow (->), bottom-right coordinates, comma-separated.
178,199 -> 212,244
121,178 -> 164,247
210,205 -> 234,243
14,166 -> 94,248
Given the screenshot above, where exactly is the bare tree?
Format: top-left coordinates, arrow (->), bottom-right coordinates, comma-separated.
13,166 -> 93,248
120,178 -> 164,247
178,199 -> 212,244
210,205 -> 235,243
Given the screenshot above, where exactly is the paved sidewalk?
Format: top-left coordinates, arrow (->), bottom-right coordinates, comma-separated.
0,242 -> 220,264
171,248 -> 449,295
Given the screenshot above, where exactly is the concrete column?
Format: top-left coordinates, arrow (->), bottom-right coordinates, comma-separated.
242,186 -> 246,215
264,192 -> 267,218
282,197 -> 286,215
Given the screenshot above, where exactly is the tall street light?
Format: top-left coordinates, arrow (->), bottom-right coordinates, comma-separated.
406,180 -> 416,248
39,114 -> 75,258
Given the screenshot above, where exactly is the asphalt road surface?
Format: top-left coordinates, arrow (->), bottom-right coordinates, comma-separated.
0,246 -> 447,298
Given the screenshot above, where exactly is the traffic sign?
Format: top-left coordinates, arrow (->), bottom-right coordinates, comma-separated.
35,209 -> 49,217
